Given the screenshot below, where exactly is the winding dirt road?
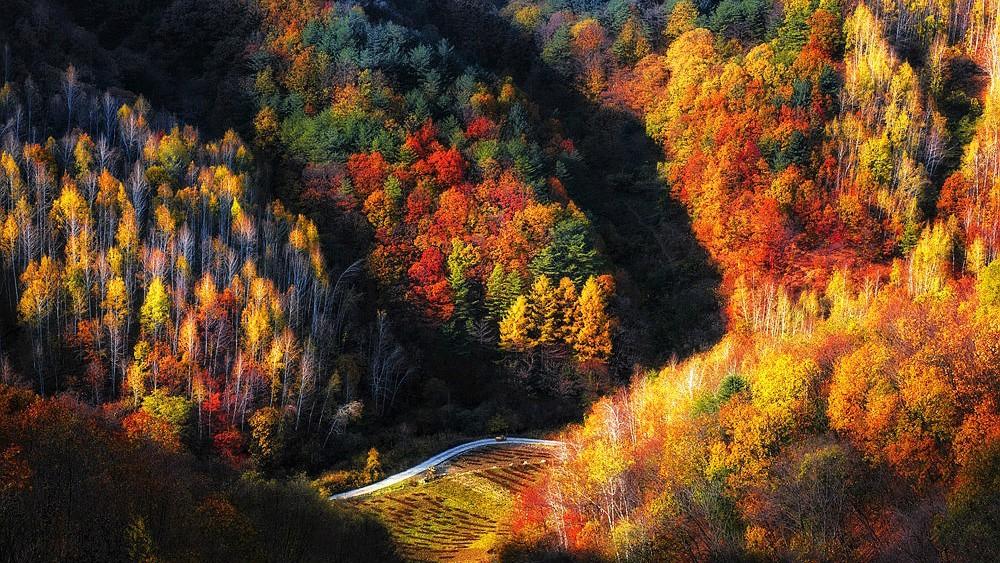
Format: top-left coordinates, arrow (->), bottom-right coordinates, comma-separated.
330,437 -> 565,500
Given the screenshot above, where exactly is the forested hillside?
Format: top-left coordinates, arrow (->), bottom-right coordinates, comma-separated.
0,1 -> 637,558
1,0 -> 998,561
251,2 -> 622,379
0,4 -> 403,558
467,0 -> 1000,561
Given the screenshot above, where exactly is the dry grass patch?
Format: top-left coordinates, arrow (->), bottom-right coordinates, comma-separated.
349,443 -> 561,561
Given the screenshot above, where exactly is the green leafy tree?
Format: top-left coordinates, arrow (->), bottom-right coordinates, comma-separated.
709,0 -> 770,42
485,264 -> 522,321
542,25 -> 575,76
530,215 -> 599,285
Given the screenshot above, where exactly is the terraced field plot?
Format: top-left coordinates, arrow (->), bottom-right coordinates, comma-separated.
349,443 -> 562,562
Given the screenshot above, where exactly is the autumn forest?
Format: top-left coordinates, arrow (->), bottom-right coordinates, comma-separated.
0,0 -> 997,561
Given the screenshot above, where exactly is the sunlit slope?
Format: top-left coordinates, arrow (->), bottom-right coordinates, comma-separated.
349,443 -> 561,561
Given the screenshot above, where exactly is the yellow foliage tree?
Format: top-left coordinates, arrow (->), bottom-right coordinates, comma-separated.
528,275 -> 560,345
500,295 -> 533,351
140,277 -> 171,336
664,0 -> 698,42
18,256 -> 60,326
908,222 -> 954,299
573,276 -> 613,364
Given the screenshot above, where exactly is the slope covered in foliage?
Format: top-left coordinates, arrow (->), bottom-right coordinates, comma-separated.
251,2 -> 627,388
0,11 -> 422,553
0,73 -> 374,470
0,384 -> 398,562
2,0 -> 999,560
490,0 -> 1000,560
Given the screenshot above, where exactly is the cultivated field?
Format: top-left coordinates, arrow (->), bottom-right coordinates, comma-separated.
349,443 -> 562,561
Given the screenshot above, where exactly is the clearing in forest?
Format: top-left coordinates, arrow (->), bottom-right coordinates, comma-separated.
349,443 -> 562,562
